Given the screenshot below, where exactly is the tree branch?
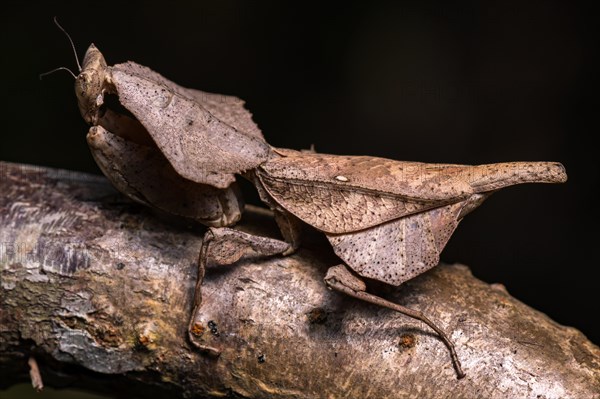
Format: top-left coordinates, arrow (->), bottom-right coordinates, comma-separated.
1,161 -> 598,398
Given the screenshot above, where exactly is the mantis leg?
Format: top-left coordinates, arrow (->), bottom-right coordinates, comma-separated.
188,227 -> 291,353
324,264 -> 466,379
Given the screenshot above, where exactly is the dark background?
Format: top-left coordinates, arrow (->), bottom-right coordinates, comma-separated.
2,0 -> 596,351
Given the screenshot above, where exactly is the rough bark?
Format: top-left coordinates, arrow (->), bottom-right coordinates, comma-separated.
0,161 -> 598,398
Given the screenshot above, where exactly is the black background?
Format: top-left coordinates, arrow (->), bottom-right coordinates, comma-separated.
2,0 -> 597,345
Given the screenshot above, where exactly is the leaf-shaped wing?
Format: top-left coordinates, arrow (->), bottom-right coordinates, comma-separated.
326,201 -> 466,286
257,151 -> 474,234
109,62 -> 271,189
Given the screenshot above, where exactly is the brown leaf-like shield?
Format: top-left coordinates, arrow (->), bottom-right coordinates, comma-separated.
109,61 -> 272,189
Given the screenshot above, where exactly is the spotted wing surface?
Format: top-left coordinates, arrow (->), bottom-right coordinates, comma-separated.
257,150 -> 475,234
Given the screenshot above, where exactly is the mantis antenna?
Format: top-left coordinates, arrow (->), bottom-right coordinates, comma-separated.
39,17 -> 81,80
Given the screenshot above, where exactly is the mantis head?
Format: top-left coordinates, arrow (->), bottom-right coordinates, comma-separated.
75,44 -> 110,125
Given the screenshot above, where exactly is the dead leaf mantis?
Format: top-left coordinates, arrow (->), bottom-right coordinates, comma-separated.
51,21 -> 567,379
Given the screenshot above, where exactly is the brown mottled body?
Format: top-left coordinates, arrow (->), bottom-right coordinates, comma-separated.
73,44 -> 567,379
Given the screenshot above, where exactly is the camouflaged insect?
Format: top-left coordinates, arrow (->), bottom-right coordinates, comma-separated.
74,44 -> 567,379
